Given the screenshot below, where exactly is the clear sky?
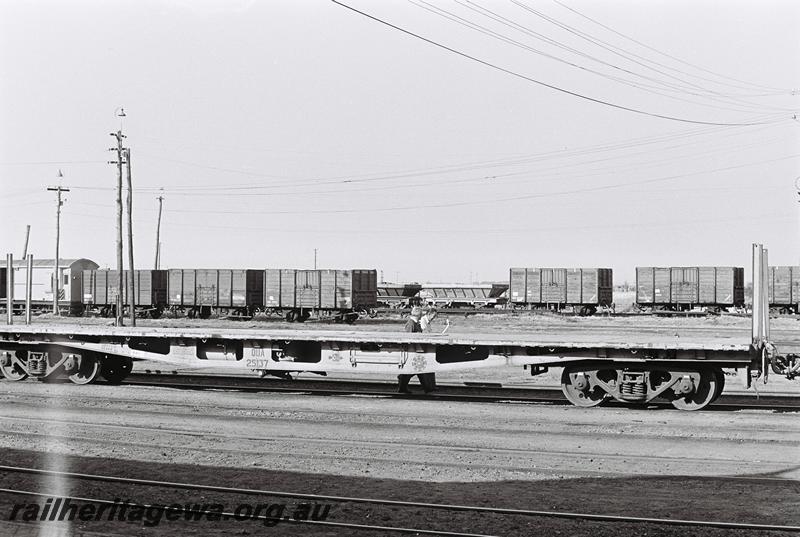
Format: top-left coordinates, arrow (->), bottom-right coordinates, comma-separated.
1,0 -> 799,285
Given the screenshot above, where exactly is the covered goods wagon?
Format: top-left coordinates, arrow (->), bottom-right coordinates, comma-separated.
635,266 -> 744,311
508,268 -> 612,315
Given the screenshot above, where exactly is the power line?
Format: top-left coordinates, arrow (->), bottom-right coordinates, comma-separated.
68,153 -> 800,217
508,0 -> 796,112
415,0 -> 782,115
551,0 -> 793,94
61,116 -> 790,199
330,0 -> 783,126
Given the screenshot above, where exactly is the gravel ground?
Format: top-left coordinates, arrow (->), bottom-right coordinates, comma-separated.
0,381 -> 798,536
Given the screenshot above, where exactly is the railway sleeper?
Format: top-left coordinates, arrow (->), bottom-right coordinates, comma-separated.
561,363 -> 725,411
0,347 -> 132,385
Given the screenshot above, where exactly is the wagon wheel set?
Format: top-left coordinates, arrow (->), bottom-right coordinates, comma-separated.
560,363 -> 726,411
0,349 -> 133,385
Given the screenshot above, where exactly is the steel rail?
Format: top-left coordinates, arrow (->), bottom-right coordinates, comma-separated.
120,378 -> 800,411
0,487 -> 492,537
1,466 -> 799,532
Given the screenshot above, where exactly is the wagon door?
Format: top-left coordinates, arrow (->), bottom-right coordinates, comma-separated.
297,270 -> 320,308
335,270 -> 353,309
279,269 -> 297,308
263,269 -> 281,308
670,268 -> 697,304
714,267 -> 736,306
580,269 -> 599,304
196,270 -> 218,307
542,268 -> 567,303
526,268 -> 541,304
698,267 -> 717,305
319,270 -> 337,309
566,268 -> 583,304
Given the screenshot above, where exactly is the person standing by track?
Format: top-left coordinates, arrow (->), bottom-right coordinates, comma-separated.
398,306 -> 438,394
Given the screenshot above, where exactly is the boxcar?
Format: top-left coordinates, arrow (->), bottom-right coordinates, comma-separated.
263,269 -> 377,322
635,266 -> 744,311
168,269 -> 264,318
768,266 -> 800,313
508,268 -> 612,315
81,270 -> 168,317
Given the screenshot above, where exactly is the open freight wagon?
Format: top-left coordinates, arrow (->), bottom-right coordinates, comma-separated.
81,270 -> 168,318
167,269 -> 263,318
508,268 -> 612,315
377,283 -> 423,308
635,266 -> 744,312
768,266 -> 800,314
264,269 -> 378,322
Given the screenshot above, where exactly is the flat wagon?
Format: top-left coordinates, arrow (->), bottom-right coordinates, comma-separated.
264,268 -> 377,322
635,266 -> 744,312
508,268 -> 612,315
168,269 -> 264,318
81,269 -> 168,317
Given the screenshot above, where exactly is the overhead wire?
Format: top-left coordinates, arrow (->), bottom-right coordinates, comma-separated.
551,0 -> 795,94
330,0 -> 788,126
66,153 -> 800,216
509,0 -> 797,112
419,0 -> 784,115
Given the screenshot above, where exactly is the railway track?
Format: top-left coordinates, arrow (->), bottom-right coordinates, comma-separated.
1,465 -> 798,535
120,372 -> 800,411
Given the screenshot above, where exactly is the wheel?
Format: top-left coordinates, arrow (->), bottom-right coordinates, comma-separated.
149,308 -> 163,319
711,368 -> 725,402
68,355 -> 101,385
560,366 -> 607,407
285,310 -> 297,322
101,356 -> 133,384
0,352 -> 28,381
670,369 -> 719,411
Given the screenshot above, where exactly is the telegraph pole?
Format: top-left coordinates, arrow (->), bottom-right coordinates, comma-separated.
796,177 -> 800,265
21,225 -> 30,258
125,147 -> 136,326
314,248 -> 317,270
155,191 -> 164,269
109,112 -> 126,326
47,173 -> 69,316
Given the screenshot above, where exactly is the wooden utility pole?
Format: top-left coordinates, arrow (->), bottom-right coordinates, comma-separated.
155,191 -> 164,269
110,130 -> 126,326
47,177 -> 69,316
21,225 -> 30,258
125,147 -> 136,326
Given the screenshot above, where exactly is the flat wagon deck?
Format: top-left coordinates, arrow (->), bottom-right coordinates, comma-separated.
1,245 -> 796,411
